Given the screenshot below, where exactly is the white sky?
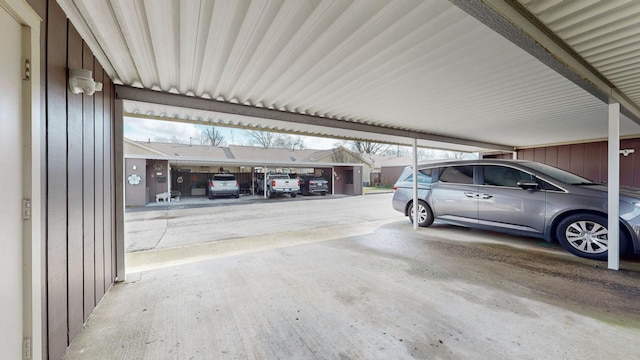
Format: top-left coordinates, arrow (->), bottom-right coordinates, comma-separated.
124,117 -> 340,150
123,117 -> 477,159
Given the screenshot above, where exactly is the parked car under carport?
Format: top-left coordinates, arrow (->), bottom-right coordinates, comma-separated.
392,159 -> 640,261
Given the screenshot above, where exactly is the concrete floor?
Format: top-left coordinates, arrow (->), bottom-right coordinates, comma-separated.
64,194 -> 640,359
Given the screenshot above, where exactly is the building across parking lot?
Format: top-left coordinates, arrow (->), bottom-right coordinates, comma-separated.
124,138 -> 370,206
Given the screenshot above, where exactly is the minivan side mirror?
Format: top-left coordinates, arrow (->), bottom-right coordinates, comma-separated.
517,180 -> 539,190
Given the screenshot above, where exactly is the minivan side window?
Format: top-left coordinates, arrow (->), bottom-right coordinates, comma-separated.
403,168 -> 434,184
482,166 -> 533,187
439,166 -> 474,184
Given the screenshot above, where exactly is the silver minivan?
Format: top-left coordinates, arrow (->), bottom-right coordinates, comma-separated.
392,159 -> 640,260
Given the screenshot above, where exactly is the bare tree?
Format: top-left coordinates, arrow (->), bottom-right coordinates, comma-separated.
273,134 -> 306,150
153,135 -> 184,144
385,145 -> 410,157
245,130 -> 306,150
350,141 -> 388,154
244,130 -> 276,148
195,126 -> 226,146
418,148 -> 469,160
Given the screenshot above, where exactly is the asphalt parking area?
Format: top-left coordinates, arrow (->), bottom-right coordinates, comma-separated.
65,194 -> 640,359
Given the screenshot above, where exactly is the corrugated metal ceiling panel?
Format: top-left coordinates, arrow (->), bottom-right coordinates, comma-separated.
519,0 -> 640,106
59,0 -> 640,150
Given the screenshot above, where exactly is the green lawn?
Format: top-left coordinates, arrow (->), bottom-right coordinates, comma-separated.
363,186 -> 394,194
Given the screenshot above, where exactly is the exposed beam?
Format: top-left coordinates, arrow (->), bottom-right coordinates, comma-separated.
115,85 -> 513,152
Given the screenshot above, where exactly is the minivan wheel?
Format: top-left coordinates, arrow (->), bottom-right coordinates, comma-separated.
556,214 -> 629,261
408,200 -> 434,227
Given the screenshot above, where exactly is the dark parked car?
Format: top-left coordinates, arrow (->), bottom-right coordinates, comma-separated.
392,159 -> 640,261
208,174 -> 240,199
298,175 -> 328,196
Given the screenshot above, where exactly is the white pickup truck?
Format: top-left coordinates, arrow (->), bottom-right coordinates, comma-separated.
258,174 -> 300,198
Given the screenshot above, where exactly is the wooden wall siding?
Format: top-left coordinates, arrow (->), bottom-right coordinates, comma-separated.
485,138 -> 640,187
46,3 -> 69,358
67,25 -> 84,344
379,166 -> 407,187
94,59 -> 106,305
26,0 -> 118,358
82,42 -> 96,324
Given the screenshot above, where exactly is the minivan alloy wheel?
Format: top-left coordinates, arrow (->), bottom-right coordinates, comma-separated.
556,214 -> 629,261
409,200 -> 434,227
565,220 -> 608,254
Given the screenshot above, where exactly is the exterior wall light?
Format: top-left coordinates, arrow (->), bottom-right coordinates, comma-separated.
68,68 -> 103,96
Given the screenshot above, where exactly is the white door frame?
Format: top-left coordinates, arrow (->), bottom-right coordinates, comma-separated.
1,0 -> 41,358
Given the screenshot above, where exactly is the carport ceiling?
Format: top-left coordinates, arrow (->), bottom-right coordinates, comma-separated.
59,0 -> 640,152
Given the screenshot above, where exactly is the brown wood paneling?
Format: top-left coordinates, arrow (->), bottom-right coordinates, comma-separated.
631,139 -> 640,188
82,42 -> 96,320
520,148 -> 534,161
66,25 -> 85,343
599,142 -> 609,183
570,144 -> 585,176
533,147 -> 545,163
46,3 -> 69,359
557,145 -> 571,172
620,139 -> 634,186
584,143 -> 601,182
94,57 -> 106,302
29,0 -> 117,356
620,138 -> 639,187
515,138 -> 640,187
545,146 -> 558,167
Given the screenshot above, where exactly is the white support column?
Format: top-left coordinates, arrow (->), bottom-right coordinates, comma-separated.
412,138 -> 418,230
512,151 -> 517,160
263,166 -> 268,199
167,163 -> 172,195
332,166 -> 335,195
608,102 -> 620,270
114,99 -> 126,281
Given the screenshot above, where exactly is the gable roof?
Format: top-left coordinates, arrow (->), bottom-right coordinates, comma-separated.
124,139 -> 365,167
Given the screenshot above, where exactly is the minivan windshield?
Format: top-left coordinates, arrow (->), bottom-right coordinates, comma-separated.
524,162 -> 598,185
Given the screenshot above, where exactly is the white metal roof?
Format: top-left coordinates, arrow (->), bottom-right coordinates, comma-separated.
58,0 -> 640,152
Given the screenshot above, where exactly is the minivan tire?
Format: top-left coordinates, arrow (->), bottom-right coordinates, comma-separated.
556,213 -> 629,261
408,200 -> 434,227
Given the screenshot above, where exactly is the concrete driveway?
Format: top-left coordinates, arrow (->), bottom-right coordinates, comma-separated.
65,194 -> 640,359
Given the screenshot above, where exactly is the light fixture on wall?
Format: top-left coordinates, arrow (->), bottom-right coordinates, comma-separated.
68,68 -> 103,96
620,149 -> 635,157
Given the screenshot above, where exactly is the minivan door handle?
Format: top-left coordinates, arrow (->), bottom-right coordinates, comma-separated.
464,192 -> 478,198
480,193 -> 493,199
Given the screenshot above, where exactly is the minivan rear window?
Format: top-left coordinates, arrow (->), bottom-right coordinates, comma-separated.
439,166 -> 474,184
403,168 -> 434,184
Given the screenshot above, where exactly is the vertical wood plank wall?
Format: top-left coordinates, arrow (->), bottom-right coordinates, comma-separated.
26,0 -> 117,358
486,139 -> 640,188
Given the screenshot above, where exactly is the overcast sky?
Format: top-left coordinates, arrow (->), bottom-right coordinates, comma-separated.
124,117 -> 340,150
123,117 -> 476,159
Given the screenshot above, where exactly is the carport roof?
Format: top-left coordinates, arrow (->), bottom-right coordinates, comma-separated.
59,0 -> 640,152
